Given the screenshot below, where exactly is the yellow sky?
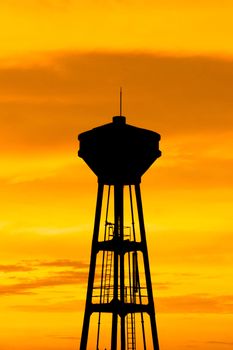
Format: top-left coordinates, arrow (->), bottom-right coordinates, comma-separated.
1,0 -> 233,57
0,1 -> 233,350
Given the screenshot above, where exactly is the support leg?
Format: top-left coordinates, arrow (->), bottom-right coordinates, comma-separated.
80,183 -> 104,350
135,184 -> 160,350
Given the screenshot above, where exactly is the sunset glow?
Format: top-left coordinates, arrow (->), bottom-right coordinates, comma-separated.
1,1 -> 233,349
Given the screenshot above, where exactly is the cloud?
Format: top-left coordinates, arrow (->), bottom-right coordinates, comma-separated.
205,341 -> 233,346
156,293 -> 233,314
153,280 -> 181,290
1,52 -> 233,154
0,259 -> 90,296
0,259 -> 89,272
12,299 -> 84,313
10,292 -> 233,314
151,156 -> 233,190
37,259 -> 89,269
1,52 -> 232,193
0,263 -> 34,272
0,270 -> 87,296
49,335 -> 80,340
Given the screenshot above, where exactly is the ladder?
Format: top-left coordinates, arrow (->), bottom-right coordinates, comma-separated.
126,312 -> 136,350
102,224 -> 114,303
103,250 -> 113,302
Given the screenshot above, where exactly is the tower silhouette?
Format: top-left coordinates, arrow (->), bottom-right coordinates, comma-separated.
78,115 -> 161,350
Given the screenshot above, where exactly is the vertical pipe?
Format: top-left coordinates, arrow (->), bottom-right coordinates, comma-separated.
111,185 -> 119,350
111,184 -> 125,350
135,184 -> 160,350
80,182 -> 104,350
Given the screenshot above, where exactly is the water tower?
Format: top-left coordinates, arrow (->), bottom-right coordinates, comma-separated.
78,112 -> 161,350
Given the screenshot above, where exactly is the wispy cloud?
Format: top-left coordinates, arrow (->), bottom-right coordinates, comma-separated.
205,341 -> 233,346
12,299 -> 84,313
0,259 -> 89,272
0,259 -> 89,296
1,52 -> 232,192
0,263 -> 34,272
0,270 -> 87,296
153,281 -> 180,290
1,52 -> 233,150
37,259 -> 89,269
156,294 -> 233,314
48,335 -> 80,340
16,226 -> 91,235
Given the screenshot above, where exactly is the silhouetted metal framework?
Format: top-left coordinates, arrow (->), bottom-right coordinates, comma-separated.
78,116 -> 161,350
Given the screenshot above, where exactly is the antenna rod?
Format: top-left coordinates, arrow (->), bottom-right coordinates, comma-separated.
120,87 -> 122,116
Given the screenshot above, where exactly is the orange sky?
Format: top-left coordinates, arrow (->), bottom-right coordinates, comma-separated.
0,1 -> 233,350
